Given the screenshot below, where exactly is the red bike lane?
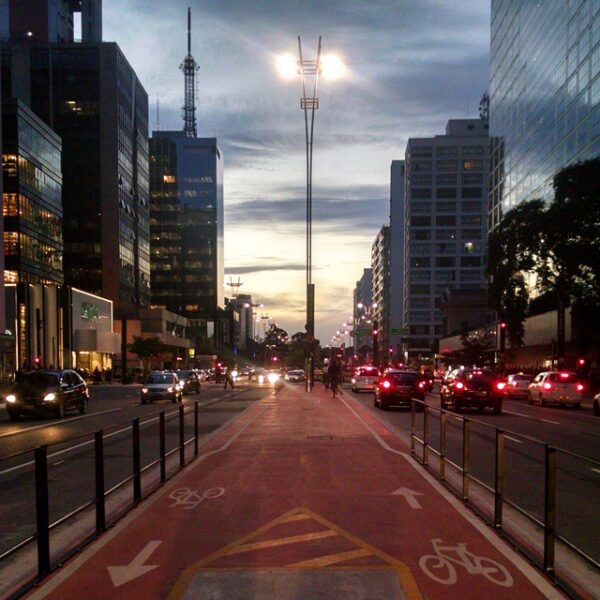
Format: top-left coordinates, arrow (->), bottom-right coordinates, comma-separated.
27,385 -> 562,600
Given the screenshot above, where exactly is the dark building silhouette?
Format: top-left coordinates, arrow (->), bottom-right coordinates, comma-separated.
1,41 -> 150,315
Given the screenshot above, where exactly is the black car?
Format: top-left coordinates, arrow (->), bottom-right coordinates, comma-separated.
439,368 -> 504,414
5,369 -> 89,420
176,370 -> 201,394
374,369 -> 428,410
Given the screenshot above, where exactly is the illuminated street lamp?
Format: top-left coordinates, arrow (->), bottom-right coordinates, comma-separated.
277,38 -> 346,391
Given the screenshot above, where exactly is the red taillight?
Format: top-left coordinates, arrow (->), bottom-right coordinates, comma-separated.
418,381 -> 425,388
543,382 -> 553,390
454,381 -> 464,390
381,380 -> 392,389
576,383 -> 584,392
496,382 -> 506,391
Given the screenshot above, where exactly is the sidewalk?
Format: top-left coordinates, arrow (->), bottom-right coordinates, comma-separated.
26,385 -> 562,599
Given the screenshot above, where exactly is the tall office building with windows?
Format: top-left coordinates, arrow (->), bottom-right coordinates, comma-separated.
149,133 -> 224,342
371,225 -> 390,362
403,119 -> 489,357
489,0 -> 600,229
1,41 -> 150,315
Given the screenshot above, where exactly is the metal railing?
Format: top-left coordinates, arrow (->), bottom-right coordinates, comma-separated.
409,397 -> 600,598
0,401 -> 202,598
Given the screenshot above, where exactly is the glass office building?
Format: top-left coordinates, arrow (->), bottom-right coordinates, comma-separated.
2,98 -> 63,284
149,133 -> 224,335
489,0 -> 600,229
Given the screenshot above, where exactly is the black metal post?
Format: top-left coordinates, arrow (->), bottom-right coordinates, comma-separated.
159,411 -> 166,482
34,446 -> 50,578
544,445 -> 557,575
462,418 -> 470,501
194,401 -> 199,457
494,430 -> 505,528
179,404 -> 185,467
132,418 -> 141,502
94,431 -> 105,534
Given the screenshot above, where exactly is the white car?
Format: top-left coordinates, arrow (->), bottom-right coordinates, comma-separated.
285,369 -> 305,383
505,373 -> 533,399
351,366 -> 380,393
528,371 -> 584,408
141,372 -> 183,404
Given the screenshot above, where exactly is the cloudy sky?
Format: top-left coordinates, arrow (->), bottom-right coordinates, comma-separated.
104,0 -> 490,343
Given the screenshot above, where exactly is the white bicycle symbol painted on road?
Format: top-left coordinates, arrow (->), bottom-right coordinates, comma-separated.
419,538 -> 513,587
168,487 -> 225,510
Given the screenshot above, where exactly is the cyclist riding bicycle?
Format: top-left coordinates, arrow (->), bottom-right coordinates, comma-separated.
327,357 -> 341,398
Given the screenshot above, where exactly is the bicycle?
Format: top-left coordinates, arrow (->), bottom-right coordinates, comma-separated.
419,538 -> 513,587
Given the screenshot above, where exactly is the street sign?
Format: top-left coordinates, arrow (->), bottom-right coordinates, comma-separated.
391,327 -> 409,335
355,328 -> 371,335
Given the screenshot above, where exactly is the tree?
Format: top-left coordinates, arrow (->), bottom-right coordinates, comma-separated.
128,336 -> 167,375
487,199 -> 545,346
449,329 -> 494,366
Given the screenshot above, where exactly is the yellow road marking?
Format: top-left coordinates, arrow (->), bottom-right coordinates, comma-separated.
288,548 -> 371,568
224,530 -> 338,555
168,507 -> 423,600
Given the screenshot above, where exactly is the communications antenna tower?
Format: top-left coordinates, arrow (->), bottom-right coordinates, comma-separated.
180,7 -> 200,137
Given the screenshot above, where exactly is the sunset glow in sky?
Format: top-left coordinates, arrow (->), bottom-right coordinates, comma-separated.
104,0 -> 490,342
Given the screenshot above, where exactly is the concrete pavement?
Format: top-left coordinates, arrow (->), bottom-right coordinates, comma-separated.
25,384 -> 562,599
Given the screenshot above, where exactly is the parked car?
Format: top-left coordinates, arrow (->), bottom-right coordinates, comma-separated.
176,370 -> 201,394
528,371 -> 584,408
504,373 -> 534,399
351,366 -> 380,393
5,369 -> 89,420
141,372 -> 183,404
285,369 -> 305,383
440,368 -> 504,414
374,369 -> 428,410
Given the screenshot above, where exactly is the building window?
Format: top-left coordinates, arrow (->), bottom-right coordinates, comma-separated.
2,193 -> 18,216
461,201 -> 482,212
410,257 -> 430,268
437,146 -> 458,157
410,271 -> 431,281
437,188 -> 457,198
409,298 -> 430,308
436,230 -> 457,240
461,215 -> 482,226
436,202 -> 456,212
462,174 -> 482,184
436,216 -> 456,226
461,188 -> 483,198
412,161 -> 432,172
411,174 -> 432,185
462,159 -> 482,171
461,229 -> 482,240
413,230 -> 431,240
411,147 -> 432,158
410,242 -> 431,254
409,285 -> 430,295
411,216 -> 431,226
462,145 -> 484,156
410,203 -> 431,214
435,257 -> 455,267
435,243 -> 455,254
412,188 -> 432,199
410,325 -> 430,335
163,175 -> 176,183
436,174 -> 457,185
460,270 -> 481,282
460,256 -> 481,267
435,270 -> 455,281
409,311 -> 431,322
437,160 -> 457,171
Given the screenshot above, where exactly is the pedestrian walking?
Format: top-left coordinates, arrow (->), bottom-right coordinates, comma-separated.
223,367 -> 235,390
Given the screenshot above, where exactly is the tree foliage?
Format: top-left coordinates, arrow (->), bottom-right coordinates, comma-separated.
128,336 -> 167,374
486,158 -> 600,348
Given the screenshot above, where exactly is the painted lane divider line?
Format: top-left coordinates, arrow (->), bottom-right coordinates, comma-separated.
591,467 -> 600,475
541,418 -> 561,425
108,540 -> 161,587
391,487 -> 423,509
504,435 -> 523,444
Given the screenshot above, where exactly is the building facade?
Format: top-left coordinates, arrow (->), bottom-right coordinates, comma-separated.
371,225 -> 390,364
389,159 -> 406,357
149,132 -> 224,345
2,98 -> 62,284
403,118 -> 489,357
1,41 -> 150,316
352,268 -> 372,355
489,0 -> 600,229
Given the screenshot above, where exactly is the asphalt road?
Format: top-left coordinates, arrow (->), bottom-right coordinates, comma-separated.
346,382 -> 600,567
0,382 -> 273,557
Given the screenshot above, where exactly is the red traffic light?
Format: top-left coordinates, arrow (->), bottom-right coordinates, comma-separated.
500,322 -> 507,329
34,357 -> 41,364
373,329 -> 379,336
578,358 -> 586,366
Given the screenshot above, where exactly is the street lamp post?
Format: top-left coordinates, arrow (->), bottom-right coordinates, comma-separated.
277,39 -> 345,391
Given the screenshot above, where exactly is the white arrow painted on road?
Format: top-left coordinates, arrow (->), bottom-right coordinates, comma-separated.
391,487 -> 423,509
108,540 -> 161,587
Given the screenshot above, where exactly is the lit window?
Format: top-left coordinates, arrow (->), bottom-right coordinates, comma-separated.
163,175 -> 176,183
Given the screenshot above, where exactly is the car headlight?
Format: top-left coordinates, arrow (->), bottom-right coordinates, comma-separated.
142,388 -> 148,393
167,386 -> 174,393
267,373 -> 280,384
43,393 -> 56,402
231,370 -> 238,379
258,375 -> 265,384
6,394 -> 16,403
351,378 -> 356,384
